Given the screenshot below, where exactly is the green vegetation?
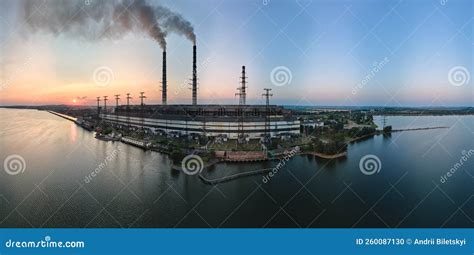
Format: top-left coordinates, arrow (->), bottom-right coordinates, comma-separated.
169,147 -> 214,166
311,135 -> 347,155
345,127 -> 376,140
299,111 -> 378,156
350,112 -> 374,125
169,147 -> 186,163
383,125 -> 392,133
209,139 -> 263,151
90,109 -> 380,158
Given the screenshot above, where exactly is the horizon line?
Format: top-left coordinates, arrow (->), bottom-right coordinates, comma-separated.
1,104 -> 473,109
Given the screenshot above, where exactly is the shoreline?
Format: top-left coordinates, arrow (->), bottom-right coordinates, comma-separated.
301,151 -> 347,159
47,110 -> 78,122
45,111 -> 450,166
372,113 -> 474,116
3,106 -> 474,115
42,110 -> 457,185
349,126 -> 449,143
199,168 -> 273,185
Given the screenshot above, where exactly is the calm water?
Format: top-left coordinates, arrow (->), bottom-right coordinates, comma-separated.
0,109 -> 473,228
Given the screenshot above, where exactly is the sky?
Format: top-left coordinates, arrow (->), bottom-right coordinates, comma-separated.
0,0 -> 472,107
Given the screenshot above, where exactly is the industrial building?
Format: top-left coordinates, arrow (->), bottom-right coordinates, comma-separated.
98,44 -> 301,140
100,105 -> 300,139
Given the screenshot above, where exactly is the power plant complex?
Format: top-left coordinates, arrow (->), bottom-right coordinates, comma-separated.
98,45 -> 300,140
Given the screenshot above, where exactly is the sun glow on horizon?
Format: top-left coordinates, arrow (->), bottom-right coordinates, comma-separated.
0,0 -> 471,107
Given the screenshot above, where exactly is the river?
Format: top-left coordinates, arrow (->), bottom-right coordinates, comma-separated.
0,109 -> 473,227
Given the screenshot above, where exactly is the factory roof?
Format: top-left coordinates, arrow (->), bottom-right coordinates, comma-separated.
112,104 -> 296,121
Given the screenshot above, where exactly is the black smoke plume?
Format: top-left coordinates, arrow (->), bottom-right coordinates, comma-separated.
21,0 -> 196,49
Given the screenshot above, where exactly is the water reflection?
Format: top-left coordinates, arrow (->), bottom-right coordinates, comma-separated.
0,109 -> 472,228
70,123 -> 77,143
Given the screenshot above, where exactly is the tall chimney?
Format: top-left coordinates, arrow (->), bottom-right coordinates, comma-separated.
162,51 -> 167,105
192,44 -> 197,105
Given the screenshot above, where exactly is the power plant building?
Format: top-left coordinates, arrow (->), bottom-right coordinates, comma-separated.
100,105 -> 300,139
98,45 -> 301,139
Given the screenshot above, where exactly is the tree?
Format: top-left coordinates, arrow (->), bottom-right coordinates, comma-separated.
170,148 -> 186,163
383,125 -> 392,133
312,137 -> 347,155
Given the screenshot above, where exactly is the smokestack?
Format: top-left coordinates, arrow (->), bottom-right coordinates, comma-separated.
162,51 -> 167,105
192,44 -> 197,105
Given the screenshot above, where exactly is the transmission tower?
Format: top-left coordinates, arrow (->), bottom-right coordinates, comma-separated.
236,66 -> 249,143
126,93 -> 132,109
96,97 -> 101,115
235,66 -> 247,105
126,93 -> 132,127
103,96 -> 108,115
114,94 -> 120,108
262,88 -> 273,139
139,92 -> 146,107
